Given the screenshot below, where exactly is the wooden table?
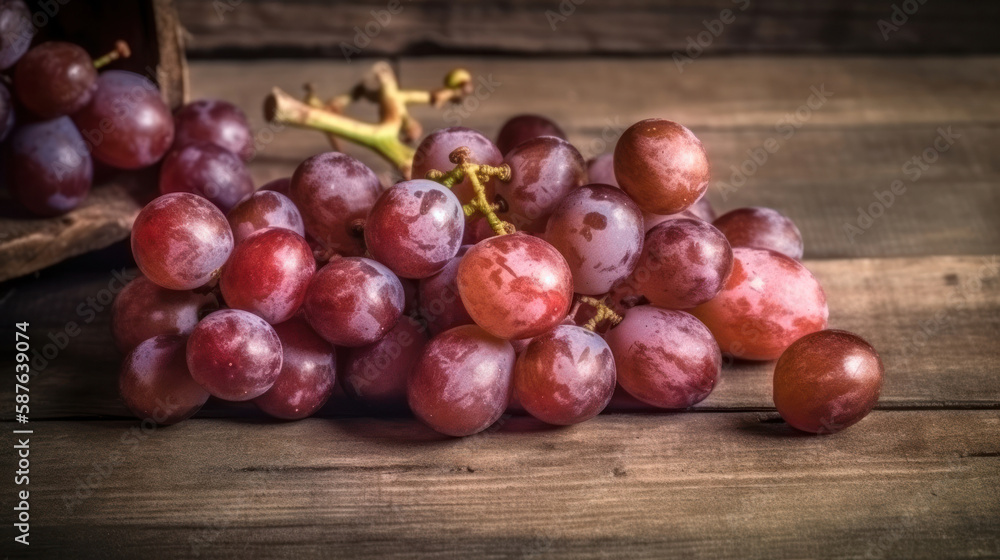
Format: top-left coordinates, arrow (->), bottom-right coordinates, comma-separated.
3,55 -> 998,558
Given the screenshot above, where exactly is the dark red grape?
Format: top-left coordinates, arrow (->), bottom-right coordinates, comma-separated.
773,329 -> 883,434
342,315 -> 427,411
614,118 -> 710,215
411,126 -> 502,204
365,179 -> 465,279
173,99 -> 254,161
220,228 -> 315,324
513,324 -> 616,425
119,335 -> 209,425
605,306 -> 721,408
131,193 -> 234,290
0,0 -> 33,70
72,70 -> 174,169
632,218 -> 733,309
290,152 -> 381,256
6,116 -> 92,216
457,233 -> 574,340
0,82 -> 13,141
462,215 -> 495,245
586,153 -> 617,186
303,257 -> 404,347
14,41 -> 97,118
408,324 -> 515,436
691,247 -> 828,360
159,142 -> 254,213
253,317 -> 337,420
186,309 -> 283,401
496,136 -> 586,232
227,189 -> 305,244
260,176 -> 291,195
418,246 -> 473,335
496,114 -> 566,155
111,274 -> 218,353
713,206 -> 804,260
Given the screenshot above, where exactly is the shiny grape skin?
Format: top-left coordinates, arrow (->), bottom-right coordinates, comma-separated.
407,324 -> 515,437
220,228 -> 316,324
713,206 -> 804,260
227,190 -> 305,244
496,136 -> 587,232
342,315 -> 428,412
14,41 -> 97,118
773,329 -> 884,434
131,193 -> 234,291
72,70 -> 174,169
514,325 -> 616,425
6,116 -> 93,217
186,309 -> 283,401
119,335 -> 210,425
496,114 -> 566,155
691,247 -> 828,360
613,118 -> 710,215
411,127 -> 503,204
0,0 -> 33,70
586,153 -> 617,186
457,233 -> 574,340
253,317 -> 337,420
173,99 -> 254,161
632,218 -> 733,310
0,82 -> 13,141
544,184 -> 644,295
365,179 -> 465,279
290,152 -> 381,257
111,274 -> 219,354
159,142 -> 255,213
605,306 -> 721,409
303,257 -> 405,347
418,246 -> 474,336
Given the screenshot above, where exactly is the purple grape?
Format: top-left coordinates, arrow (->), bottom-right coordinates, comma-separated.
227,190 -> 305,244
173,99 -> 254,161
496,114 -> 566,155
0,0 -> 33,70
586,153 -> 617,186
342,315 -> 428,411
303,257 -> 404,347
260,176 -> 291,195
496,136 -> 586,232
186,309 -> 283,401
411,126 -> 503,204
220,228 -> 315,324
14,41 -> 97,118
6,116 -> 93,216
253,318 -> 337,420
418,246 -> 473,335
713,206 -> 804,260
119,335 -> 210,425
111,274 -> 218,354
159,142 -> 254,213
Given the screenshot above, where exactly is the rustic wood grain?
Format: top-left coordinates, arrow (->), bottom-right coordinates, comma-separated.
6,411 -> 998,559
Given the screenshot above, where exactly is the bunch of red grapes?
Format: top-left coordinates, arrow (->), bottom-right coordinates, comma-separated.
113,106 -> 884,436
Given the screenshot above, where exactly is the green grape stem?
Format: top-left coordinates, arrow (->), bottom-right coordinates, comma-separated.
578,296 -> 623,331
426,147 -> 516,236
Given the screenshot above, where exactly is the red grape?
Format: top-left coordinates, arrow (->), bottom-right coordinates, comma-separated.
773,330 -> 883,434
632,218 -> 733,309
691,247 -> 828,360
290,152 -> 381,256
462,215 -> 495,245
605,306 -> 721,408
173,99 -> 254,161
586,153 -> 617,186
111,274 -> 218,353
0,0 -> 33,70
186,309 -> 283,401
496,136 -> 586,232
643,195 -> 716,230
253,317 -> 337,420
513,324 -> 616,425
411,126 -> 502,204
342,315 -> 428,411
713,206 -> 804,260
614,118 -> 710,215
364,179 -> 465,279
227,190 -> 305,244
408,324 -> 515,436
14,41 -> 97,118
159,142 -> 255,212
6,116 -> 93,216
220,228 -> 315,324
260,176 -> 291,195
496,114 -> 566,155
418,246 -> 473,335
131,193 -> 234,291
303,257 -> 404,347
119,335 -> 210,425
457,233 -> 574,339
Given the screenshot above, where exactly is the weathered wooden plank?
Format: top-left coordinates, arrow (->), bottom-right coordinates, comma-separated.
7,411 -> 999,558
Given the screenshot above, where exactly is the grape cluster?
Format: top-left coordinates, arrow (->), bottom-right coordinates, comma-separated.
114,111 -> 884,436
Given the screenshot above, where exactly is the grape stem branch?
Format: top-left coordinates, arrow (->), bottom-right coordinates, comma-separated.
426,147 -> 516,236
578,296 -> 623,331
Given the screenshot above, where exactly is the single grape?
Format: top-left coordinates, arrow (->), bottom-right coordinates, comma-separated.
120,335 -> 210,425
220,228 -> 315,324
496,114 -> 566,155
773,330 -> 884,434
365,179 -> 465,279
411,127 -> 502,204
290,152 -> 381,256
614,118 -> 710,215
408,324 -> 515,436
631,218 -> 733,309
586,153 -> 617,186
186,309 -> 283,401
713,206 -> 804,260
253,317 -> 337,420
544,184 -> 644,295
418,246 -> 473,335
14,42 -> 97,118
72,70 -> 174,169
111,274 -> 219,353
342,315 -> 428,411
0,82 -> 13,141
227,190 -> 305,244
6,116 -> 93,217
0,0 -> 33,70
457,233 -> 574,340
173,99 -> 254,161
303,257 -> 404,347
605,306 -> 721,408
513,324 -> 616,425
496,136 -> 586,232
159,143 -> 254,213
131,193 -> 234,291
691,247 -> 828,360
260,176 -> 291,195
